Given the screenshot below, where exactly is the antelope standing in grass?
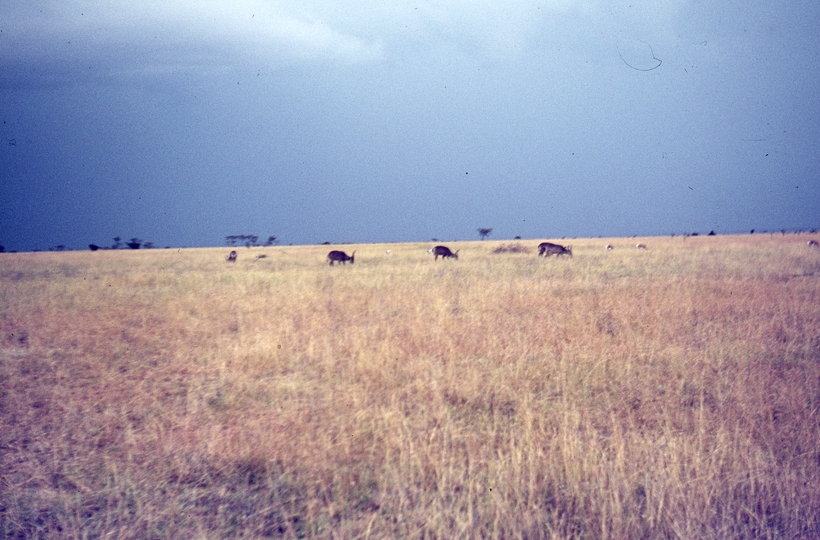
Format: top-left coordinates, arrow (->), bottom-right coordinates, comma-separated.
636,243 -> 647,250
227,250 -> 237,262
538,242 -> 572,258
433,245 -> 459,261
327,250 -> 355,265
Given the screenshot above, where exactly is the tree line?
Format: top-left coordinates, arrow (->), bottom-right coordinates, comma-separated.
225,235 -> 278,248
88,237 -> 154,251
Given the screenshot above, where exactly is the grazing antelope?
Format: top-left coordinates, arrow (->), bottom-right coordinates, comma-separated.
327,250 -> 355,265
809,240 -> 819,247
433,245 -> 459,260
538,242 -> 572,258
636,243 -> 647,250
605,244 -> 613,251
227,250 -> 237,262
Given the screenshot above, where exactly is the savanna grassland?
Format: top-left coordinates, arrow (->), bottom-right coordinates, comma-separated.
2,235 -> 820,539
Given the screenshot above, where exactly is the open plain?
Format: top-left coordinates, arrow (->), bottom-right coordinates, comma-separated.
2,234 -> 820,538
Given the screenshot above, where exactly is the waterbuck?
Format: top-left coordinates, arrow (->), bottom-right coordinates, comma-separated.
327,250 -> 355,265
538,242 -> 572,258
433,245 -> 459,261
227,250 -> 237,262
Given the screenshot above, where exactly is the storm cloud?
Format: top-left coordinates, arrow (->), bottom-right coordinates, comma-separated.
2,1 -> 818,250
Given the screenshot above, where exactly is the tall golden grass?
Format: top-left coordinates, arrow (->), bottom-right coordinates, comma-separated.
2,235 -> 819,538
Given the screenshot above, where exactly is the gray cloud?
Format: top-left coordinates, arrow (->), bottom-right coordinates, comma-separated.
3,1 -> 694,77
1,1 -> 384,84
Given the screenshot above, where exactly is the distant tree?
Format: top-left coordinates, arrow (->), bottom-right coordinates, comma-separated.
127,238 -> 142,249
226,235 -> 259,248
49,244 -> 66,252
0,245 -> 5,253
89,244 -> 100,251
478,228 -> 493,241
708,230 -> 716,236
142,241 -> 154,249
264,235 -> 278,246
112,237 -> 123,249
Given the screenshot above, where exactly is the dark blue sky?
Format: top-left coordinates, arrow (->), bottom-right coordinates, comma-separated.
2,1 -> 819,251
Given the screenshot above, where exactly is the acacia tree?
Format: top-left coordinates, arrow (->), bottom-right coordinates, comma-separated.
478,228 -> 493,241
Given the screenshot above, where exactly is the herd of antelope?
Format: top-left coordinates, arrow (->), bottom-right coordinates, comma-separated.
224,238 -> 819,265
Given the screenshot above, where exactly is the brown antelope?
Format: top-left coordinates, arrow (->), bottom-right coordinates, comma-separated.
227,250 -> 237,262
636,243 -> 647,250
538,242 -> 572,258
433,245 -> 459,260
327,250 -> 355,265
605,244 -> 613,251
809,240 -> 819,247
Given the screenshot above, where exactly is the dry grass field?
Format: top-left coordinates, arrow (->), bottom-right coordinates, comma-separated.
2,234 -> 820,538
